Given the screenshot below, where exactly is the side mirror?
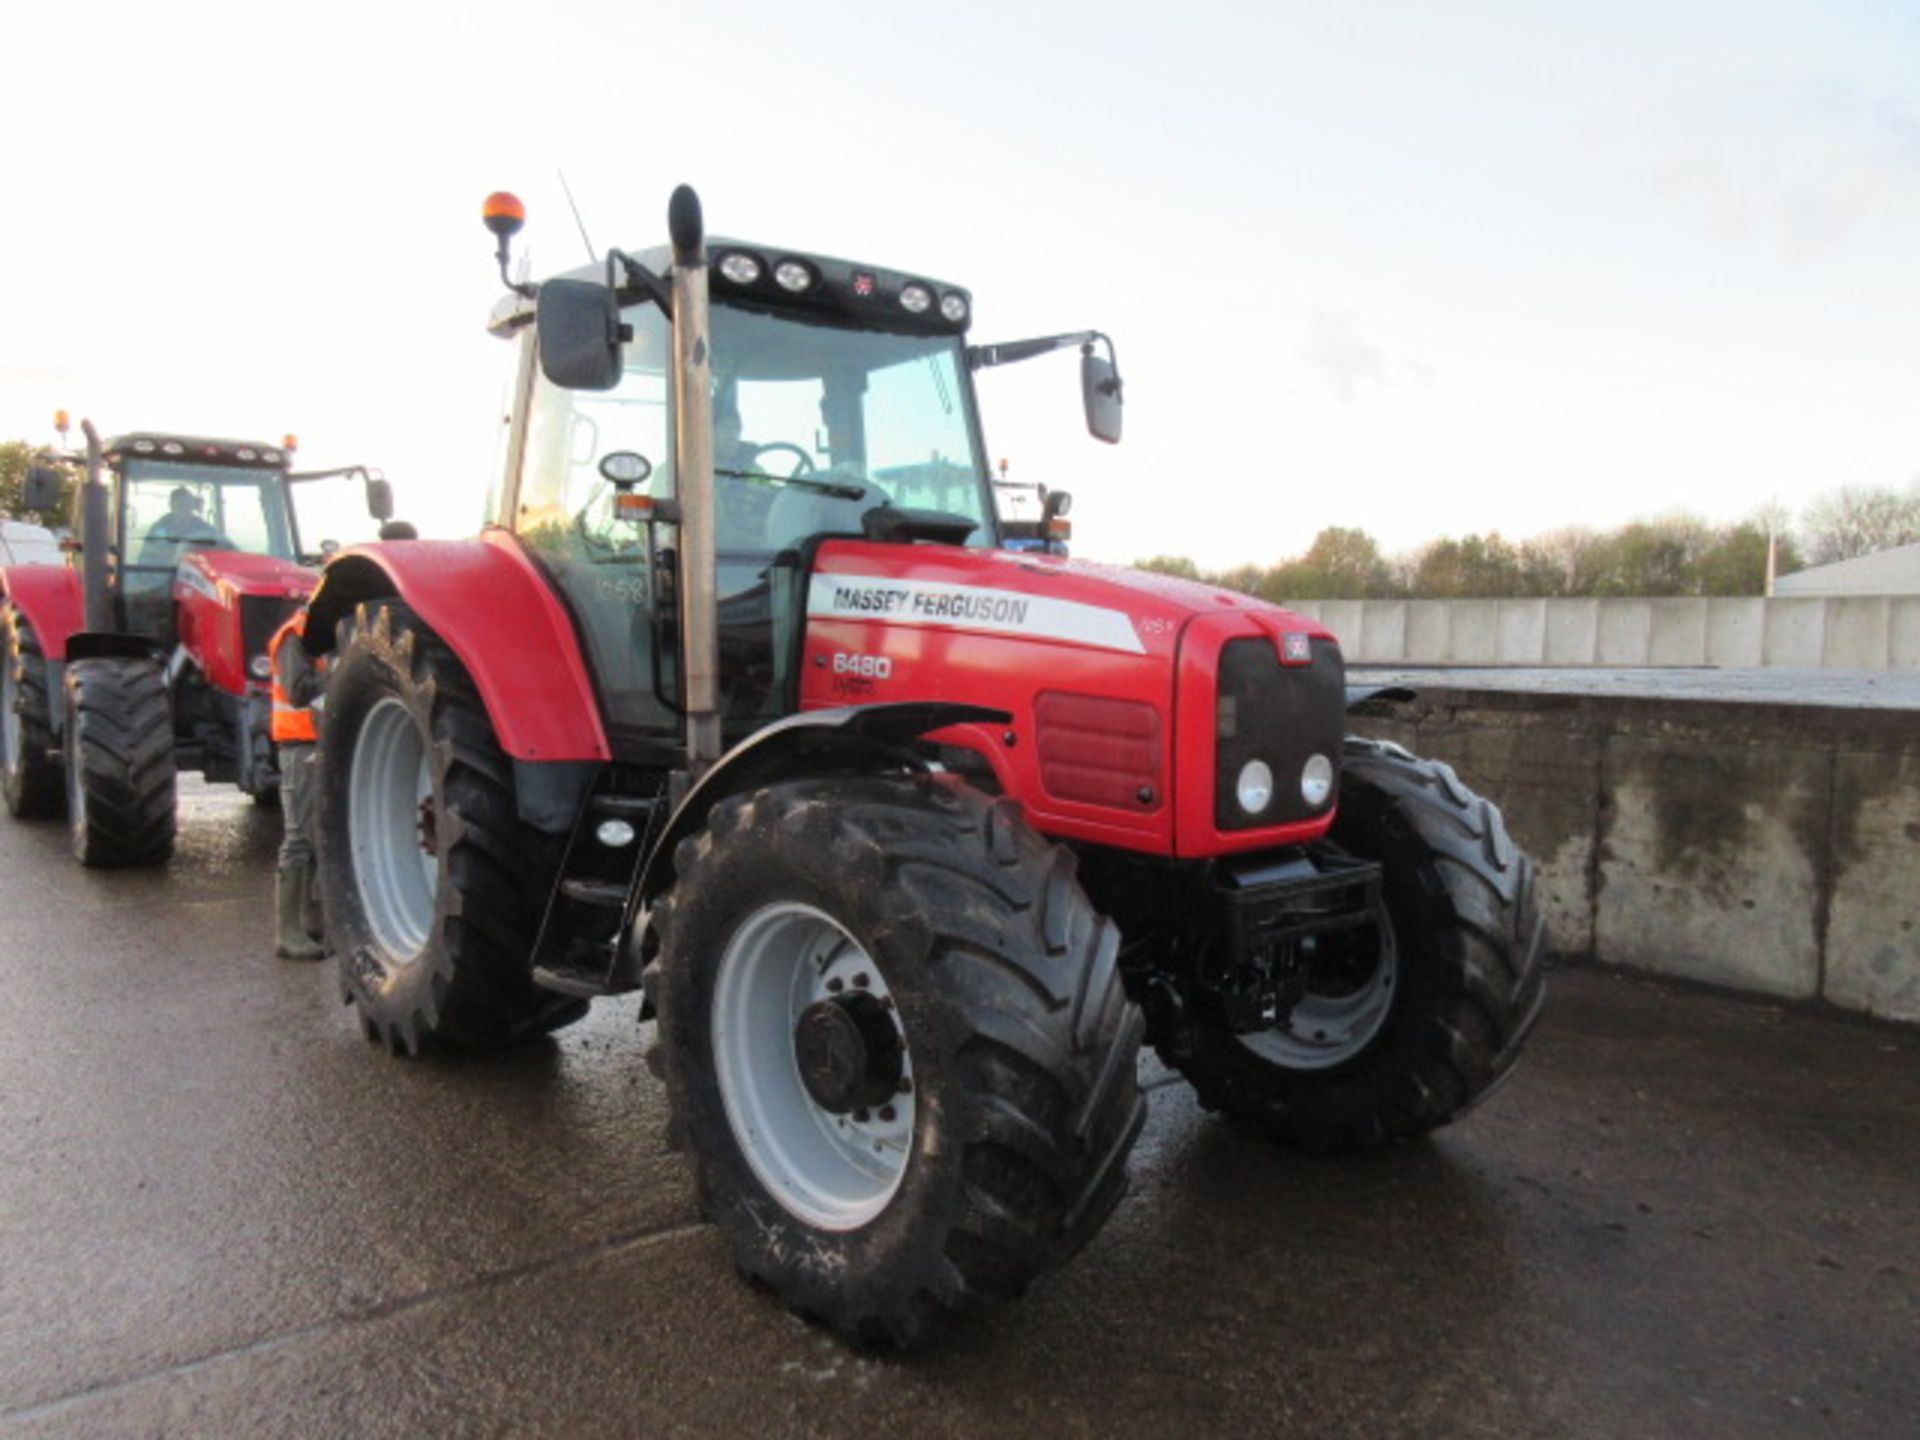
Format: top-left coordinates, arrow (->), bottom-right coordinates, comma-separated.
22,464 -> 63,514
537,279 -> 625,391
1082,353 -> 1123,444
1042,490 -> 1072,523
364,477 -> 395,521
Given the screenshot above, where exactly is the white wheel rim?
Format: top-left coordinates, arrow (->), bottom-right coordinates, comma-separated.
349,697 -> 438,965
64,699 -> 83,828
1,656 -> 19,775
711,902 -> 914,1231
1239,907 -> 1398,1070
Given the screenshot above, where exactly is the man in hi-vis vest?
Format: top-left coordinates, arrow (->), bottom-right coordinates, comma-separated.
269,613 -> 326,960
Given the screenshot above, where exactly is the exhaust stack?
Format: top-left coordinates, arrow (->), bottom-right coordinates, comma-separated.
668,185 -> 722,777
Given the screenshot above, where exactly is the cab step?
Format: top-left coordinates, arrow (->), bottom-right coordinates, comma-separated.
527,774 -> 668,1007
533,944 -> 643,999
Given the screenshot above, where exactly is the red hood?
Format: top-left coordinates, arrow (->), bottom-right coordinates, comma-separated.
179,549 -> 317,600
810,542 -> 1332,662
1021,553 -> 1308,622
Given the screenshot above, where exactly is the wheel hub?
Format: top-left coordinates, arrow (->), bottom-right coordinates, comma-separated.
794,993 -> 903,1114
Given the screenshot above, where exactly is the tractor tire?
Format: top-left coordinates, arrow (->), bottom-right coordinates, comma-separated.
316,600 -> 586,1054
648,775 -> 1147,1349
1,604 -> 64,819
62,656 -> 177,868
1160,737 -> 1546,1151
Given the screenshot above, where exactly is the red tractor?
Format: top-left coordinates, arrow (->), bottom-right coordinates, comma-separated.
301,187 -> 1545,1347
0,420 -> 394,864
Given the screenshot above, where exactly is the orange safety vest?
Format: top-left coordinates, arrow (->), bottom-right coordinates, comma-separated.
269,613 -> 320,744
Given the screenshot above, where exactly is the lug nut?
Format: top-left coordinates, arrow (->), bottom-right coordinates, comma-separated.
827,977 -> 844,993
853,973 -> 871,989
878,1105 -> 896,1122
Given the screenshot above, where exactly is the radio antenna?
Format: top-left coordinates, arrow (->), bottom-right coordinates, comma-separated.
557,169 -> 596,261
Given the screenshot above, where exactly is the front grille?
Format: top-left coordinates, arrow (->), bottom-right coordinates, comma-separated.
1214,634 -> 1344,830
240,595 -> 303,675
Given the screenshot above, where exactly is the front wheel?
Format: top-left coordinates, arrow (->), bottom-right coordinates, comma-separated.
1161,738 -> 1547,1150
316,601 -> 585,1054
63,656 -> 177,867
650,776 -> 1146,1348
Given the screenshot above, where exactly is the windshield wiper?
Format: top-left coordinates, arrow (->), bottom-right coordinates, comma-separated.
714,468 -> 868,501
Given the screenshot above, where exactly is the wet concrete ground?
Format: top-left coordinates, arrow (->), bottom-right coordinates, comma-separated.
1,782 -> 1916,1438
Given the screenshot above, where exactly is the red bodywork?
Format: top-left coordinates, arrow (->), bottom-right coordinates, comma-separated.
315,533 -> 1341,861
0,564 -> 83,659
799,543 -> 1339,859
173,550 -> 317,696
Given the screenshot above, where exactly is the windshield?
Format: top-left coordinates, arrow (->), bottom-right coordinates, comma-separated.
712,306 -> 992,551
120,458 -> 295,566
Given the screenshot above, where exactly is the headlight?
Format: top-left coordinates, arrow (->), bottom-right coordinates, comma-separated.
717,251 -> 763,285
249,654 -> 272,680
1235,759 -> 1274,815
1301,753 -> 1334,807
595,819 -> 636,848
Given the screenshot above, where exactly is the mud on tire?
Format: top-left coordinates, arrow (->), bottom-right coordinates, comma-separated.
1162,737 -> 1547,1151
63,656 -> 177,868
649,775 -> 1147,1348
2,604 -> 64,819
317,601 -> 586,1054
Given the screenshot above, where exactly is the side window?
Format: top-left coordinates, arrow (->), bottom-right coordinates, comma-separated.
212,483 -> 277,555
514,303 -> 678,736
518,305 -> 673,554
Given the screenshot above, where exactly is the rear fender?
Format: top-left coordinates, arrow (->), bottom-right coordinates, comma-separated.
303,532 -> 609,762
637,701 -> 1010,906
0,564 -> 83,660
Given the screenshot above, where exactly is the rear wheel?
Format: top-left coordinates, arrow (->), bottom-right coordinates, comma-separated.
650,775 -> 1146,1348
1,604 -> 64,818
317,600 -> 586,1054
63,656 -> 177,868
1160,738 -> 1546,1150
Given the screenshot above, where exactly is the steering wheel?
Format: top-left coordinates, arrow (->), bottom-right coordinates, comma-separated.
151,530 -> 234,552
744,442 -> 815,478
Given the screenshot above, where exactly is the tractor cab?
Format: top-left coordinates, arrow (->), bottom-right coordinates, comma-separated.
106,435 -> 303,642
490,233 -> 1116,748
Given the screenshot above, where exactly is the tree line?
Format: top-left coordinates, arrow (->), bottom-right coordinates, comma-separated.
0,441 -> 77,522
1138,480 -> 1920,601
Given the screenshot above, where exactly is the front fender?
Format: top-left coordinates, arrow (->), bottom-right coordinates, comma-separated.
0,564 -> 83,660
304,531 -> 609,762
637,701 -> 1011,906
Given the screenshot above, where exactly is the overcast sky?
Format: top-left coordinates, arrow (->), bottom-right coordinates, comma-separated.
3,0 -> 1916,569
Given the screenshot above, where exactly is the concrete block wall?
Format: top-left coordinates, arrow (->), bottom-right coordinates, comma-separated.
1288,595 -> 1917,670
1355,688 -> 1920,1024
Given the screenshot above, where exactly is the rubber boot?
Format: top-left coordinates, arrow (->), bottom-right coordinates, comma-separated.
302,867 -> 325,944
275,868 -> 326,961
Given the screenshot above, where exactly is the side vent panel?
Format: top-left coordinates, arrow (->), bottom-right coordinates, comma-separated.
1034,691 -> 1162,812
